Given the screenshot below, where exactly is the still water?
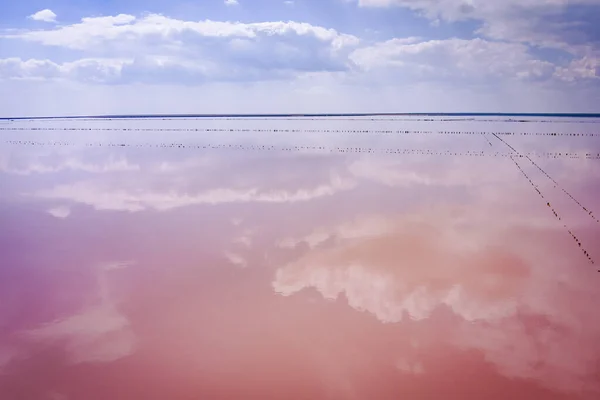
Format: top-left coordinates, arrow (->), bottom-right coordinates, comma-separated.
1,116 -> 599,399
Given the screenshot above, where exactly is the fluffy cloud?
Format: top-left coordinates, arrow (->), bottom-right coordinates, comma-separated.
0,8 -> 599,114
225,252 -> 248,268
354,1 -> 600,84
0,57 -> 132,83
10,14 -> 358,50
28,9 -> 57,23
273,211 -> 533,322
23,261 -> 136,365
225,0 -> 240,5
4,12 -> 596,85
33,173 -> 356,211
554,56 -> 600,81
47,206 -> 71,218
0,56 -> 224,84
3,14 -> 358,82
2,40 -> 593,86
0,58 -> 62,80
272,208 -> 600,392
15,148 -> 357,211
2,154 -> 139,174
25,304 -> 136,364
10,14 -> 358,76
264,129 -> 600,393
350,38 -> 557,81
356,1 -> 600,54
356,0 -> 600,20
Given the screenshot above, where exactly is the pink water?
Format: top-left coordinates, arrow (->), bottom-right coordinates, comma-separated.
1,117 -> 599,399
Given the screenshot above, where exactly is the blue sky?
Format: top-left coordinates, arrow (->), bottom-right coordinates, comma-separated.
0,0 -> 599,116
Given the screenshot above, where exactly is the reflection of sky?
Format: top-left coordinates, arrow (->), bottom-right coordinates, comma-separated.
1,117 -> 600,400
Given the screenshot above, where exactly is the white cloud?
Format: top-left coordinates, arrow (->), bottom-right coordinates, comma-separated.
278,215 -> 397,250
28,9 -> 57,23
554,56 -> 600,81
33,174 -> 356,211
450,317 -> 600,392
0,57 -> 132,83
234,231 -> 253,248
272,209 -> 600,392
8,14 -> 358,53
348,156 -> 521,188
1,11 -> 598,88
273,254 -> 521,324
0,57 -> 62,80
26,304 -> 135,363
0,5 -> 597,115
1,73 -> 598,117
225,252 -> 248,268
47,206 -> 71,218
2,14 -> 359,83
2,154 -> 140,174
225,0 -> 240,5
355,0 -> 600,56
3,37 -> 593,86
350,38 -> 556,81
357,0 -> 573,21
24,261 -> 136,364
272,209 -> 535,322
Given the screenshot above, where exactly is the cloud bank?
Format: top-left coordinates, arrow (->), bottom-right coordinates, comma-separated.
1,2 -> 599,115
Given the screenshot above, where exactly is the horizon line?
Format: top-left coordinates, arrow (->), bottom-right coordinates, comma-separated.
2,112 -> 600,120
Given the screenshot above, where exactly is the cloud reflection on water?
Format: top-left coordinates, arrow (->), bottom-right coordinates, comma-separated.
0,117 -> 599,399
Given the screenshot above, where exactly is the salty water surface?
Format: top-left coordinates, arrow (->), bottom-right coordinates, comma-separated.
1,116 -> 599,399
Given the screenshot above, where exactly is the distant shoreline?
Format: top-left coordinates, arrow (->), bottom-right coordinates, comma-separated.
2,112 -> 600,120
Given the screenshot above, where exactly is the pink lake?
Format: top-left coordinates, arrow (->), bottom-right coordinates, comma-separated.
1,116 -> 599,400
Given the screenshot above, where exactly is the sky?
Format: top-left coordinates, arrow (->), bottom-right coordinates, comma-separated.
1,1 -> 600,115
